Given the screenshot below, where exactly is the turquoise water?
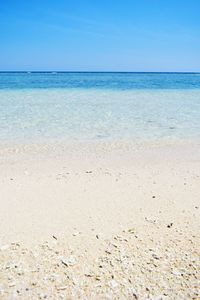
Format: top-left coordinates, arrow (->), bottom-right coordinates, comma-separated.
1,72 -> 200,90
0,73 -> 200,143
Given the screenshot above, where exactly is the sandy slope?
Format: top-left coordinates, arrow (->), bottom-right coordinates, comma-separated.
0,139 -> 200,299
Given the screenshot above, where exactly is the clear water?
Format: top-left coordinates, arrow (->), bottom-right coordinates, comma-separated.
1,72 -> 200,90
0,72 -> 200,143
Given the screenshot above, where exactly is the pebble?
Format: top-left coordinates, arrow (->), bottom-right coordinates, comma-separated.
72,232 -> 80,236
39,293 -> 47,299
8,282 -> 16,287
0,244 -> 9,251
61,255 -> 77,266
56,286 -> 68,290
0,227 -> 199,300
109,279 -> 118,289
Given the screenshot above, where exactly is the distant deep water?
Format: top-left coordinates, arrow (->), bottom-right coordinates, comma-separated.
1,72 -> 200,90
0,72 -> 200,143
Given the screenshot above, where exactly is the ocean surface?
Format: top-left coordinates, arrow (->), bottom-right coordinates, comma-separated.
0,72 -> 200,143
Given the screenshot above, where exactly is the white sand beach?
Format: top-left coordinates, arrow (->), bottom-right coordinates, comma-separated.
1,0 -> 200,297
0,139 -> 200,299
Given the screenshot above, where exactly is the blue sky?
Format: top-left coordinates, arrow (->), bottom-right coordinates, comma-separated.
0,0 -> 200,71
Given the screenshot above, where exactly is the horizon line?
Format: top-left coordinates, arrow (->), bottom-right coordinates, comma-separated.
0,71 -> 200,74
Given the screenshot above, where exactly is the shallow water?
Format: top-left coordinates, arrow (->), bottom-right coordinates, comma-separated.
0,73 -> 200,143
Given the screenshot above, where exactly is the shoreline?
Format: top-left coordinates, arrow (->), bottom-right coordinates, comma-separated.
0,134 -> 199,152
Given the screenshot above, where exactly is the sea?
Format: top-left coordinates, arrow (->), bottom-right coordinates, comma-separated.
0,72 -> 200,143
